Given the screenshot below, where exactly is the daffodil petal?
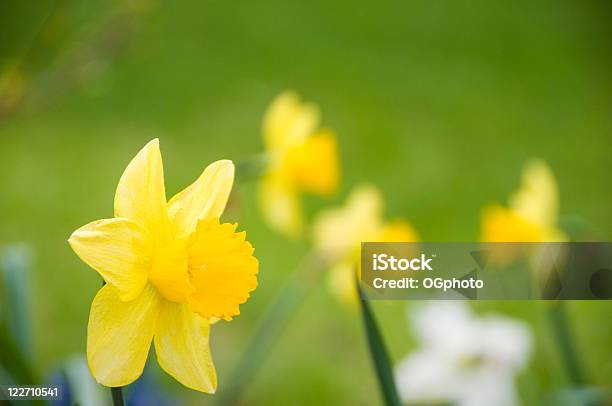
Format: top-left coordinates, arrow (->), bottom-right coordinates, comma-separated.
154,301 -> 217,393
168,160 -> 234,238
87,284 -> 158,387
69,218 -> 150,301
510,159 -> 559,229
312,184 -> 383,259
263,91 -> 320,151
258,174 -> 302,237
114,139 -> 170,242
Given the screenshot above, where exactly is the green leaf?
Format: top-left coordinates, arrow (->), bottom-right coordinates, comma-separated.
547,302 -> 585,385
357,283 -> 401,406
0,322 -> 36,384
547,387 -> 612,406
0,244 -> 34,356
0,244 -> 37,385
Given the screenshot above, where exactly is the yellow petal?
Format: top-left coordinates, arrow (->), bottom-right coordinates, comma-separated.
154,301 -> 217,393
283,129 -> 340,196
168,160 -> 234,238
258,174 -> 302,237
510,159 -> 559,229
114,139 -> 170,243
263,91 -> 320,151
69,218 -> 151,301
87,284 -> 158,387
187,219 -> 258,321
313,185 -> 383,260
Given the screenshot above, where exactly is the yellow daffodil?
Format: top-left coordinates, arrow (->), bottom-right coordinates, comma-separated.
480,159 -> 566,242
68,139 -> 258,393
259,91 -> 341,237
312,185 -> 418,305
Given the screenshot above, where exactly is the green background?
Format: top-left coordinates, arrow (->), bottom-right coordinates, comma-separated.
1,0 -> 611,404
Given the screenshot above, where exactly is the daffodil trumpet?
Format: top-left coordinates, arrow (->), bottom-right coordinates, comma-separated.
68,139 -> 259,394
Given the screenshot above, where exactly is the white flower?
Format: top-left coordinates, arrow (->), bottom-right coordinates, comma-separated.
395,302 -> 532,406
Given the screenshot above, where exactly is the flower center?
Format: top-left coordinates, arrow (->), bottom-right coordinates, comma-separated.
149,238 -> 192,303
148,218 -> 258,321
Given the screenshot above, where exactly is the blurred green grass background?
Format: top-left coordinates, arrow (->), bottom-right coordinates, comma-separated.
1,0 -> 611,404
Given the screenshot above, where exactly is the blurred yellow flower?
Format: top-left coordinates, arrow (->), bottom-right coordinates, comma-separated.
312,185 -> 418,305
68,139 -> 258,392
259,91 -> 340,237
480,159 -> 566,242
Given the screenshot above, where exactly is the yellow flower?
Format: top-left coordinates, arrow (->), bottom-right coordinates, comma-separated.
68,139 -> 258,393
259,91 -> 341,237
480,159 -> 566,242
312,185 -> 418,305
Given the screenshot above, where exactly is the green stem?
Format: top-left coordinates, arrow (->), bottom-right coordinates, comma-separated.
547,302 -> 585,385
357,282 -> 401,406
0,324 -> 37,384
110,387 -> 125,406
216,252 -> 326,405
